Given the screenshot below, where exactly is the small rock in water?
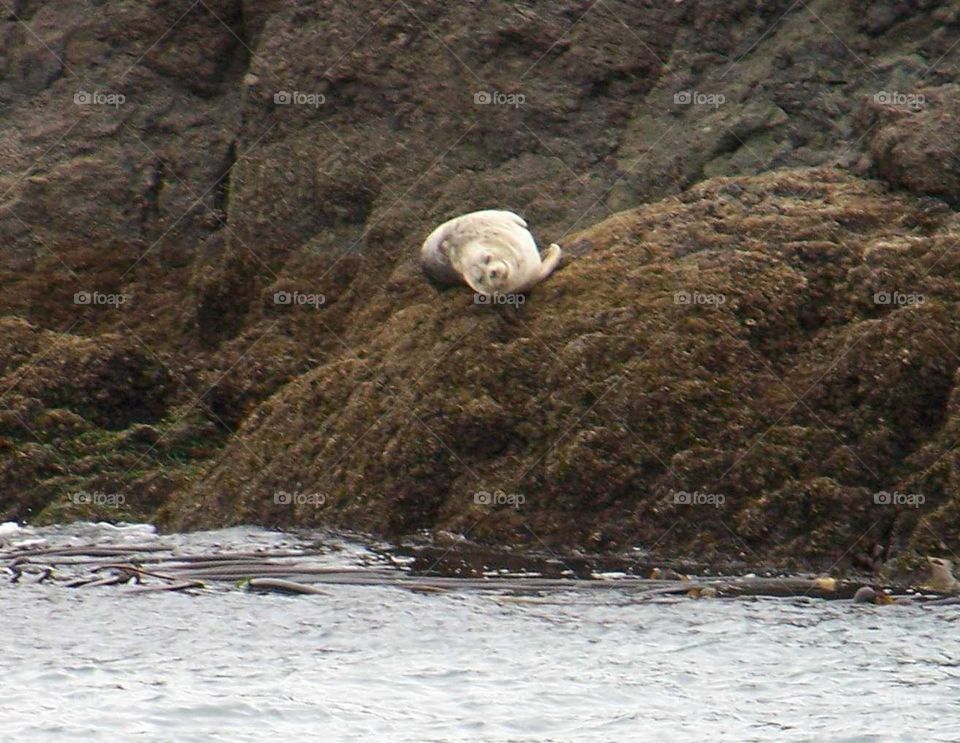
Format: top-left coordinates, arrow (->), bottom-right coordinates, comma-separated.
649,567 -> 685,581
853,586 -> 877,604
814,577 -> 837,592
923,557 -> 960,593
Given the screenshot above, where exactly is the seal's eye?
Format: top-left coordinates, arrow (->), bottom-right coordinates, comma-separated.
482,254 -> 492,265
489,269 -> 500,279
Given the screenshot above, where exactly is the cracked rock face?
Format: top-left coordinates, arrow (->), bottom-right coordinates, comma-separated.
2,1 -> 960,570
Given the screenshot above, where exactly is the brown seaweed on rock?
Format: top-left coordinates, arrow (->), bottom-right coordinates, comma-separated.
4,1 -> 960,572
163,167 -> 960,572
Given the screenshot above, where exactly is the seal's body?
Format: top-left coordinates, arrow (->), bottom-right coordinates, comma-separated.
420,210 -> 562,296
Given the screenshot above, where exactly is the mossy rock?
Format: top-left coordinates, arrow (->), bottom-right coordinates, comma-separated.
165,167 -> 960,569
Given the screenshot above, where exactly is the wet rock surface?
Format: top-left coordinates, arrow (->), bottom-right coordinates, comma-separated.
2,2 -> 960,571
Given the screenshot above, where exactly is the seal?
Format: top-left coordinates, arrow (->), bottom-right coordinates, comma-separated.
420,209 -> 562,296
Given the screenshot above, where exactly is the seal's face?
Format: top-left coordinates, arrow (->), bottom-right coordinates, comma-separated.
467,253 -> 511,295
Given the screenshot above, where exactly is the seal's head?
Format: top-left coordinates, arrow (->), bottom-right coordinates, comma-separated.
466,250 -> 511,296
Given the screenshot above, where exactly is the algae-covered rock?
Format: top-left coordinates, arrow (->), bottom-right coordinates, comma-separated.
859,84 -> 960,208
4,332 -> 172,430
161,167 -> 960,570
4,1 -> 960,571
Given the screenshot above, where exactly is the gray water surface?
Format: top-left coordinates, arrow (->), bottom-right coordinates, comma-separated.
3,523 -> 959,742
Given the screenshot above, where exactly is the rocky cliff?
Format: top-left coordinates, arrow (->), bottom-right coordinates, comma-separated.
2,1 -> 960,570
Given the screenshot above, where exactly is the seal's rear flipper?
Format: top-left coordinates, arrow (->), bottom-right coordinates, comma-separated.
538,243 -> 562,281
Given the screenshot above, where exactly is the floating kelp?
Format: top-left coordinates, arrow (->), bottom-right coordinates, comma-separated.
3,541 -> 956,605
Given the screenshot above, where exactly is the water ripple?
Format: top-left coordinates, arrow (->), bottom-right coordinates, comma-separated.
4,524 -> 960,741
